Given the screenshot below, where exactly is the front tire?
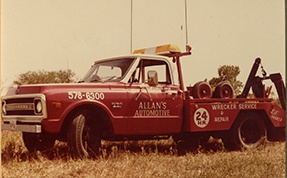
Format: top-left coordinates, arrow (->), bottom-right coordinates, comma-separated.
68,113 -> 101,159
22,132 -> 55,153
223,112 -> 266,150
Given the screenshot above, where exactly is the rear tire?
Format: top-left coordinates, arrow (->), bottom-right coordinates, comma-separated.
68,112 -> 101,159
223,112 -> 266,150
174,133 -> 209,155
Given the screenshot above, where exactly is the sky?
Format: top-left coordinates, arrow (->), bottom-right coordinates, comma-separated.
1,0 -> 285,96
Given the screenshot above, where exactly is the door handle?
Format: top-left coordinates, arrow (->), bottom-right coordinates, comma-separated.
135,86 -> 152,101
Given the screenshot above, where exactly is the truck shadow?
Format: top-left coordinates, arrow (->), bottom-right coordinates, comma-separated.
1,138 -> 226,163
44,137 -> 226,160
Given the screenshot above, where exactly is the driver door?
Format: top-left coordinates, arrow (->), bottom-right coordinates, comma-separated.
126,58 -> 183,135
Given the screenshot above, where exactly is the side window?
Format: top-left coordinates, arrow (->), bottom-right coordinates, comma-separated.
144,65 -> 169,84
133,59 -> 172,84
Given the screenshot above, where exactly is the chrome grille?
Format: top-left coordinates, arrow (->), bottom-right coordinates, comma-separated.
2,94 -> 47,119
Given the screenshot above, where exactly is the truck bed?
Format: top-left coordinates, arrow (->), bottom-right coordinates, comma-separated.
183,97 -> 285,132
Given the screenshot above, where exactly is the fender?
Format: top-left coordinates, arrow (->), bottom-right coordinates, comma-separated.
42,99 -> 114,133
267,103 -> 285,127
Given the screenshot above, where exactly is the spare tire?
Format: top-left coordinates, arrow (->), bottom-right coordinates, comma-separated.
192,81 -> 212,99
213,81 -> 234,99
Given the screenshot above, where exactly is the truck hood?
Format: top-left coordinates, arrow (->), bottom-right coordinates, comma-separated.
5,83 -> 123,96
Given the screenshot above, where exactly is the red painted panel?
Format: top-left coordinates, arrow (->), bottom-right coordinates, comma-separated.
183,99 -> 285,132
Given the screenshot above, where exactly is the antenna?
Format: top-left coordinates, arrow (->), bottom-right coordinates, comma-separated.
130,0 -> 133,53
184,0 -> 189,45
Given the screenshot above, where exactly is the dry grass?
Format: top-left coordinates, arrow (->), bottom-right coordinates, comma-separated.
1,131 -> 285,178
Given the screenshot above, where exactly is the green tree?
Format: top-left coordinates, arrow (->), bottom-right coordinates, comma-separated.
13,69 -> 77,85
208,65 -> 243,96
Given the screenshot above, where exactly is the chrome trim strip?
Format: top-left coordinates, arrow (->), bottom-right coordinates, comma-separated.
5,103 -> 34,111
2,116 -> 43,123
1,123 -> 42,133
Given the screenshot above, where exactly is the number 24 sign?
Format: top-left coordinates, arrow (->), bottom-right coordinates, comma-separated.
194,108 -> 210,128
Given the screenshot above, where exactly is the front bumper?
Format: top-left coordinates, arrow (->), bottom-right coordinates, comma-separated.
1,122 -> 41,133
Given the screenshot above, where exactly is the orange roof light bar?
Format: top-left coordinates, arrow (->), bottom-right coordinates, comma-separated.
133,44 -> 181,54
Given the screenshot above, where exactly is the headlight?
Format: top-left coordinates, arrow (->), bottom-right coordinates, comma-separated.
36,102 -> 42,113
34,99 -> 43,114
2,101 -> 6,115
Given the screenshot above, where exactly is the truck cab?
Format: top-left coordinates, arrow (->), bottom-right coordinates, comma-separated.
1,44 -> 186,158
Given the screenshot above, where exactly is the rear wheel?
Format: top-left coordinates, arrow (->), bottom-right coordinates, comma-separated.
174,133 -> 209,155
223,112 -> 266,150
68,112 -> 101,159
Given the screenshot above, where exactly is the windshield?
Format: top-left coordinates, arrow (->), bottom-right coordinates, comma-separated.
81,58 -> 135,83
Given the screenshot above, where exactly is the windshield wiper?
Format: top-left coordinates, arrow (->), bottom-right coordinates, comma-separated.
90,79 -> 102,83
103,76 -> 117,82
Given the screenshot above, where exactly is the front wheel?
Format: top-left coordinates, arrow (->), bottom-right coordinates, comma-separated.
223,112 -> 267,150
68,113 -> 101,159
22,132 -> 55,153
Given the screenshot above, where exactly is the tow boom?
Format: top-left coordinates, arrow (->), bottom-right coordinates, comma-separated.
238,58 -> 286,110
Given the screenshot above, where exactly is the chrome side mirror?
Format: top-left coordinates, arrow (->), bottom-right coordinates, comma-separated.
147,70 -> 158,86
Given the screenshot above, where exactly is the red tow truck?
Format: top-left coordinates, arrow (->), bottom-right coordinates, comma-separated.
1,44 -> 285,158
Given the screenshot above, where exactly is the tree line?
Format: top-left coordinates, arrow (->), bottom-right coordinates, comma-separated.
13,69 -> 77,85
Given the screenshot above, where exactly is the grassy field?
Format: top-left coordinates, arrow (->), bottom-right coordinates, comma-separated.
1,131 -> 285,178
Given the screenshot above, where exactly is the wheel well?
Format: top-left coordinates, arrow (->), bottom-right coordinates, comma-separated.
59,104 -> 113,141
235,110 -> 275,140
257,110 -> 286,141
